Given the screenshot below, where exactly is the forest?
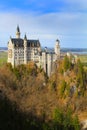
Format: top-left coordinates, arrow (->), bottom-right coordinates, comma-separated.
0,55 -> 87,130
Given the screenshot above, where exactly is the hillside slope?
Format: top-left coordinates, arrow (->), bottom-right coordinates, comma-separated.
0,57 -> 87,129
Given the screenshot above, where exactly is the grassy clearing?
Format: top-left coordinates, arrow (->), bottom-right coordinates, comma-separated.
0,51 -> 7,66
78,54 -> 87,66
79,55 -> 87,62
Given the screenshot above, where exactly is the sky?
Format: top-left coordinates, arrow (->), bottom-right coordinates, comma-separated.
0,0 -> 87,48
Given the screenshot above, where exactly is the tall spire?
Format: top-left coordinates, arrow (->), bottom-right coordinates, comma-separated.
24,33 -> 27,40
54,39 -> 60,56
17,25 -> 20,32
16,25 -> 20,38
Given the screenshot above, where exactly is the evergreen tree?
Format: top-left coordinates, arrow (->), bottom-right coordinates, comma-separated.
72,115 -> 80,130
76,59 -> 85,95
63,55 -> 71,71
60,80 -> 67,97
53,108 -> 80,130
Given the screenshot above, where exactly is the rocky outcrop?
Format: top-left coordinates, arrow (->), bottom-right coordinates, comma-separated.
81,120 -> 87,130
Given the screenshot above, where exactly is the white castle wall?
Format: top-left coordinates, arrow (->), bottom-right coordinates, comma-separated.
8,27 -> 60,77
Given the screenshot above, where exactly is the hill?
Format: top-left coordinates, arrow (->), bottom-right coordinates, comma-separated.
0,55 -> 87,129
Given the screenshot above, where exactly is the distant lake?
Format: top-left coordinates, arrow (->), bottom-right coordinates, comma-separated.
71,52 -> 87,55
0,47 -> 7,50
0,47 -> 87,55
46,48 -> 87,55
61,48 -> 87,55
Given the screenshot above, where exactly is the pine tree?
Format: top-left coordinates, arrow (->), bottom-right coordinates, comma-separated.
63,55 -> 71,72
60,80 -> 66,97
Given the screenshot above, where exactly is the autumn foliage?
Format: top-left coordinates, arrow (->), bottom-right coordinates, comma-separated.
0,58 -> 87,129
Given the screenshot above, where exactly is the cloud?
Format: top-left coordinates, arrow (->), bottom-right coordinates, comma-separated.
0,10 -> 87,48
24,0 -> 87,13
65,0 -> 87,5
62,0 -> 87,12
0,0 -> 87,15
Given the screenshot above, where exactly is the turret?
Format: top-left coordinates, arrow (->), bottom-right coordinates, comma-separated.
37,40 -> 41,52
24,34 -> 27,64
24,33 -> 27,41
16,25 -> 20,38
24,34 -> 27,46
54,39 -> 60,56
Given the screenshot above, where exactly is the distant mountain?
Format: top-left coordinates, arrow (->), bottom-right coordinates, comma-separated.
61,48 -> 87,54
61,48 -> 87,52
0,47 -> 7,51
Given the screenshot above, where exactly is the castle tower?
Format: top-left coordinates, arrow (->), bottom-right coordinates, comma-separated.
42,52 -> 47,73
16,25 -> 20,38
47,53 -> 53,77
24,34 -> 27,64
54,39 -> 60,59
8,36 -> 15,67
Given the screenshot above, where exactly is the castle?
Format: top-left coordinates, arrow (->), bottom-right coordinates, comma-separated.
8,26 -> 60,76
